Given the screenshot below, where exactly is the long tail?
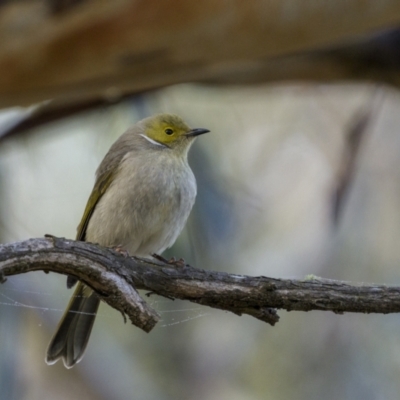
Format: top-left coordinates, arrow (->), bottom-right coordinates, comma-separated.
45,283 -> 100,368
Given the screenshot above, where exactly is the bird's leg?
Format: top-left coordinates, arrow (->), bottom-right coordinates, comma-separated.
152,253 -> 169,263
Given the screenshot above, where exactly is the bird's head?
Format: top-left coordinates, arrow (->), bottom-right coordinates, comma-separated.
139,114 -> 209,156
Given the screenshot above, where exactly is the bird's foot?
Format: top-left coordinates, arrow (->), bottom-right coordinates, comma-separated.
112,245 -> 130,257
168,257 -> 186,268
152,254 -> 186,268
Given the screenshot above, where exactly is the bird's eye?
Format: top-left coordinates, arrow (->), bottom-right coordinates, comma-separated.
165,128 -> 174,135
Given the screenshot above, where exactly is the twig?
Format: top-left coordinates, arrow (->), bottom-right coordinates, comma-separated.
333,88 -> 382,225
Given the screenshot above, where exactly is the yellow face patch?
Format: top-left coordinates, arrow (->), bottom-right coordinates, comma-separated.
144,114 -> 191,145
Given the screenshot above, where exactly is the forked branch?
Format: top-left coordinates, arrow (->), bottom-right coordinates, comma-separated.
1,237 -> 400,332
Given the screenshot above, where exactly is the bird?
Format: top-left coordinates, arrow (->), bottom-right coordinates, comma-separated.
45,113 -> 209,368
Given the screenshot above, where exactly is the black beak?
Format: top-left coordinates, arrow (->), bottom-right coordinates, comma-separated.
186,128 -> 210,137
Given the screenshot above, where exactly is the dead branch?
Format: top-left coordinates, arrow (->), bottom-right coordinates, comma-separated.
1,237 -> 400,332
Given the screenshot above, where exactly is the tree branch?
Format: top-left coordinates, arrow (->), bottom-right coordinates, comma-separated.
1,0 -> 400,107
1,237 -> 399,333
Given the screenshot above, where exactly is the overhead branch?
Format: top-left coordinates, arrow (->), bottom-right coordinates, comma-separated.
1,237 -> 400,332
1,0 -> 400,108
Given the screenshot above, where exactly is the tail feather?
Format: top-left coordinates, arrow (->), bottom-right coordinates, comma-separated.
45,283 -> 100,368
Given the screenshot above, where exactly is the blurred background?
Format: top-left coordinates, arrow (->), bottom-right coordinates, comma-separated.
2,1 -> 400,400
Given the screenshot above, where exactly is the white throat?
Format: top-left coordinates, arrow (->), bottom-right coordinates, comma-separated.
139,134 -> 166,147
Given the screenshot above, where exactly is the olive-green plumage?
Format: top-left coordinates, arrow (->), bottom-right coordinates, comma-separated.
45,114 -> 209,368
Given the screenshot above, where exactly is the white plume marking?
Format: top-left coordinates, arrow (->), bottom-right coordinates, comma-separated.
139,134 -> 166,147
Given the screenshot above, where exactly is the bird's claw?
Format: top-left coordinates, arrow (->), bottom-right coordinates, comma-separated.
112,245 -> 129,257
152,254 -> 186,267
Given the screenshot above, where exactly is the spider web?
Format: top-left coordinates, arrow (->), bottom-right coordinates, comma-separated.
0,272 -> 211,328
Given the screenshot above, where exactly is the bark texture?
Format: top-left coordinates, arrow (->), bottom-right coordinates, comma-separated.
1,237 -> 400,332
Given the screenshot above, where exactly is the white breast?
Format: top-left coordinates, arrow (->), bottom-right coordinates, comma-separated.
85,151 -> 197,257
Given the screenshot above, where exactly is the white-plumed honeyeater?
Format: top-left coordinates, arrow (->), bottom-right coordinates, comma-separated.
45,113 -> 209,368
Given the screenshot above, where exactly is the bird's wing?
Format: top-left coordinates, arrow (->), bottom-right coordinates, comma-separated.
68,130 -> 136,289
66,165 -> 118,289
75,167 -> 117,241
76,130 -> 136,241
